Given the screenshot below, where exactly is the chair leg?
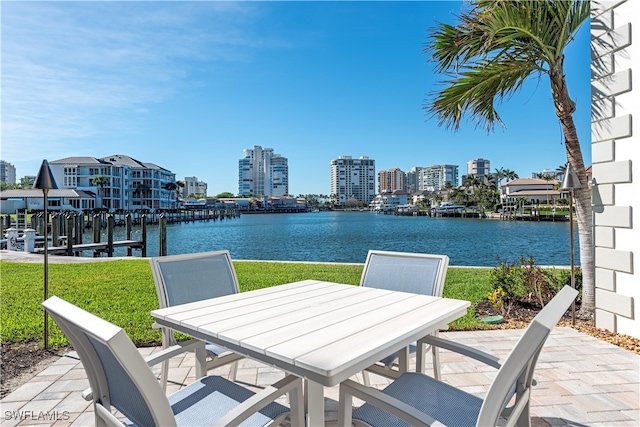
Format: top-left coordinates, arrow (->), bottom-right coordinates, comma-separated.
361,370 -> 371,387
229,360 -> 239,382
160,358 -> 169,391
432,345 -> 441,380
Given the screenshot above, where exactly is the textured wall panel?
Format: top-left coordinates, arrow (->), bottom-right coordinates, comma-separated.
595,247 -> 633,272
592,140 -> 615,163
595,267 -> 616,291
595,226 -> 615,248
591,161 -> 632,184
592,114 -> 632,142
592,69 -> 632,98
592,97 -> 614,121
596,288 -> 634,318
592,23 -> 632,57
595,308 -> 617,330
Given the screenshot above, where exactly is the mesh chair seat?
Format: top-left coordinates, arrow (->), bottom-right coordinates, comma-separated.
205,342 -> 230,357
169,376 -> 289,426
353,372 -> 482,427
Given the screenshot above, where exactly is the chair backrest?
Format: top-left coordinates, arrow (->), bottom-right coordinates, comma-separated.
477,286 -> 578,426
150,250 -> 240,309
360,250 -> 449,297
43,296 -> 177,427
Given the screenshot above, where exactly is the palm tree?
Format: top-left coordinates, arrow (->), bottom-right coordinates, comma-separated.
91,175 -> 109,209
424,0 -> 593,312
536,172 -> 555,206
556,162 -> 568,178
176,180 -> 185,202
163,182 -> 178,209
463,174 -> 483,208
503,169 -> 519,183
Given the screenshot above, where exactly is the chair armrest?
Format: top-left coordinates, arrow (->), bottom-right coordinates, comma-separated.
340,379 -> 444,427
144,339 -> 204,367
418,335 -> 502,369
214,375 -> 305,426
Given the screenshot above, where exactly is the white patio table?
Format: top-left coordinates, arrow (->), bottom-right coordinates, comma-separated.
151,279 -> 470,426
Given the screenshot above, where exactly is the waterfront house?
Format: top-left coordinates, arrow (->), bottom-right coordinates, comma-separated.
369,190 -> 410,212
500,177 -> 564,205
0,188 -> 96,214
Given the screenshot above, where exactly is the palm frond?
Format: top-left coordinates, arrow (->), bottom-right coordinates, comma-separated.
426,59 -> 539,132
425,0 -> 589,132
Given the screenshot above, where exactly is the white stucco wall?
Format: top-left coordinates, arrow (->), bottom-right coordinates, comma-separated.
591,0 -> 638,338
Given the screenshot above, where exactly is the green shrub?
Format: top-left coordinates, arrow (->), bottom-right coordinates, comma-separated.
489,256 -> 572,313
489,259 -> 528,315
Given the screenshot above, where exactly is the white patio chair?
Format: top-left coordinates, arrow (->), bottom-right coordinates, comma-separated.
360,250 -> 449,384
150,250 -> 245,389
43,296 -> 305,427
339,285 -> 578,427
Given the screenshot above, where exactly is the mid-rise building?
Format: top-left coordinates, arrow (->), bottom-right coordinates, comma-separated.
330,156 -> 376,205
183,176 -> 207,198
418,164 -> 459,191
378,168 -> 406,193
0,160 -> 17,184
405,167 -> 422,193
49,154 -> 176,211
238,146 -> 289,197
467,158 -> 491,182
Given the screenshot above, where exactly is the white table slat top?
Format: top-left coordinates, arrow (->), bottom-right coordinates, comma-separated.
152,280 -> 470,386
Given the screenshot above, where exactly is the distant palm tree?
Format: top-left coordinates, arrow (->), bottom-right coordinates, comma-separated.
424,0 -> 593,311
176,180 -> 185,201
556,162 -> 568,179
163,182 -> 178,209
463,174 -> 483,207
537,173 -> 555,205
503,169 -> 519,183
92,175 -> 109,208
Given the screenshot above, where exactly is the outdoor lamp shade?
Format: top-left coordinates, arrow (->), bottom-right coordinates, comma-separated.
560,163 -> 582,190
34,160 -> 58,190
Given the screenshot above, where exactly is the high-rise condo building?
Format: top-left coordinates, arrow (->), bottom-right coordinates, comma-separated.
378,168 -> 406,193
419,164 -> 459,191
330,156 -> 376,204
238,146 -> 289,197
467,158 -> 491,182
406,167 -> 422,193
0,160 -> 17,184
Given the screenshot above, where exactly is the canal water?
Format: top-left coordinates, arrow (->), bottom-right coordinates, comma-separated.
82,211 -> 580,267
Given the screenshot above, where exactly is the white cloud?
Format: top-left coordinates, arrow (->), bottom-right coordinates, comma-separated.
1,1 -> 263,173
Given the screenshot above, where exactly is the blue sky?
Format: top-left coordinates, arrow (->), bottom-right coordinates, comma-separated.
2,1 -> 592,196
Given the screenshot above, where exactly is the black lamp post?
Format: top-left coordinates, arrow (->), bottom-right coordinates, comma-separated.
560,163 -> 582,325
33,160 -> 57,349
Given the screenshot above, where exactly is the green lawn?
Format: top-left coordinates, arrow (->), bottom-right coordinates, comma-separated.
0,260 -> 493,349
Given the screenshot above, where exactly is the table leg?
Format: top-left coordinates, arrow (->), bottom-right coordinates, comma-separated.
305,380 -> 325,427
194,342 -> 206,379
398,345 -> 410,374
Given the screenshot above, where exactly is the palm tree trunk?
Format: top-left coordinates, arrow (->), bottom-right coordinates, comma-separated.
555,70 -> 595,313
